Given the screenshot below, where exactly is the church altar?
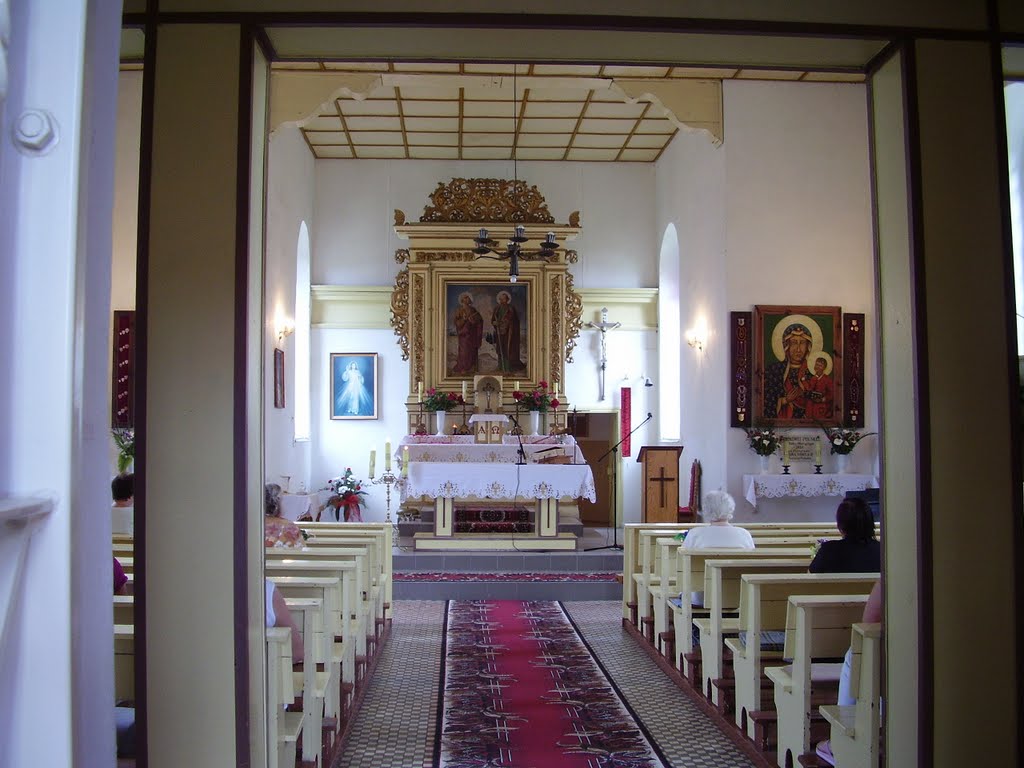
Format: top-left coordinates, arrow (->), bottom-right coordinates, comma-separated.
742,472 -> 878,509
398,436 -> 595,550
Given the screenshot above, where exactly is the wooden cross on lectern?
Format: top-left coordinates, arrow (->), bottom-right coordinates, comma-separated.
637,445 -> 685,523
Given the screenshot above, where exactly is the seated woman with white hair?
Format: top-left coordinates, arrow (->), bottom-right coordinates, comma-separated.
682,490 -> 755,550
681,490 -> 755,608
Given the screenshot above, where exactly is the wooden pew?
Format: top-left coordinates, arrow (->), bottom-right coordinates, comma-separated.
696,558 -> 813,703
298,522 -> 393,609
113,623 -> 134,703
723,573 -> 878,739
766,594 -> 869,768
300,534 -> 388,629
285,596 -> 329,767
265,545 -> 370,629
668,548 -> 816,677
819,622 -> 883,768
266,626 -> 305,768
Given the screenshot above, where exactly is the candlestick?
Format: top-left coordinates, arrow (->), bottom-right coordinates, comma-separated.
371,466 -> 406,547
385,439 -> 392,470
369,448 -> 376,479
402,446 -> 409,478
814,439 -> 822,465
783,440 -> 790,465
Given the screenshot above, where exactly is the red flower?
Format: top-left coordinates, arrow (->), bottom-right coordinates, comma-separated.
538,380 -> 548,389
512,391 -> 523,400
427,387 -> 436,395
550,398 -> 560,409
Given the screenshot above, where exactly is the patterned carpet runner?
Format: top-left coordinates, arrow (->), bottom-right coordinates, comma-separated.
395,572 -> 619,583
438,600 -> 665,768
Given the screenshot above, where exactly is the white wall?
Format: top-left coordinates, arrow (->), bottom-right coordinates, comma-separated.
264,126 -> 316,490
112,70 -> 141,312
312,160 -> 657,288
721,80 -> 876,520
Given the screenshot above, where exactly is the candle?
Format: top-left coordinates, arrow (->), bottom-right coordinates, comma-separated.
402,447 -> 409,478
385,439 -> 392,471
462,381 -> 467,399
417,381 -> 423,403
814,440 -> 822,465
513,380 -> 519,392
369,449 -> 376,479
783,440 -> 790,464
553,383 -> 559,397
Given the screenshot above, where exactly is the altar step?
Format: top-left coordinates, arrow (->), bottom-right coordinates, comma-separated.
392,547 -> 623,601
397,509 -> 584,539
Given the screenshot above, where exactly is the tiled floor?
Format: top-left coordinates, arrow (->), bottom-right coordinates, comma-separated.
335,600 -> 755,768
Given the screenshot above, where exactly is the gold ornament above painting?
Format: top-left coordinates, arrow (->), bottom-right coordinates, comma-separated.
390,178 -> 583,434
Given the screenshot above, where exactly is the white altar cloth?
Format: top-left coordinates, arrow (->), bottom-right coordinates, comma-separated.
398,436 -> 580,464
401,461 -> 596,503
742,473 -> 878,509
280,492 -> 322,521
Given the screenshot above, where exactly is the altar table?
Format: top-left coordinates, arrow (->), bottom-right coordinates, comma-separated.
742,473 -> 878,510
399,436 -> 595,542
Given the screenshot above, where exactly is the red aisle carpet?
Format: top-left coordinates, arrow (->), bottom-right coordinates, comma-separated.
437,600 -> 665,768
395,572 -> 620,583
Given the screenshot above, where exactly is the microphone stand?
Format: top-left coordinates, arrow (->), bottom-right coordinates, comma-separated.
585,412 -> 654,552
507,408 -> 527,466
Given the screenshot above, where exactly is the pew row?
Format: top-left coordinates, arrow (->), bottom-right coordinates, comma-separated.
819,622 -> 882,768
266,626 -> 304,768
765,594 -> 869,768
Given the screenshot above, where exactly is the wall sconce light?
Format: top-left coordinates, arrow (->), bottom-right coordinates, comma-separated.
276,322 -> 294,346
686,323 -> 707,352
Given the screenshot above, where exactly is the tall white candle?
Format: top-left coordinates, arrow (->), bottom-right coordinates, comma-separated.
814,440 -> 822,465
462,381 -> 467,399
369,449 -> 376,479
513,380 -> 519,392
402,446 -> 409,478
385,439 -> 392,470
553,382 -> 558,397
783,440 -> 790,464
417,381 -> 423,403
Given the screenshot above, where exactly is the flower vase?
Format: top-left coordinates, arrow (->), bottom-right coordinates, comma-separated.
435,411 -> 448,436
834,453 -> 850,474
759,455 -> 771,474
527,410 -> 541,436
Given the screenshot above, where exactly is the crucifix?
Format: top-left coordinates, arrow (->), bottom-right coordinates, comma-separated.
586,307 -> 621,401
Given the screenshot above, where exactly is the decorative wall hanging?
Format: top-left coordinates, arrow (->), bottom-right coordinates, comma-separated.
620,386 -> 632,457
111,310 -> 135,428
754,304 -> 842,427
273,348 -> 286,409
730,311 -> 752,427
842,313 -> 866,428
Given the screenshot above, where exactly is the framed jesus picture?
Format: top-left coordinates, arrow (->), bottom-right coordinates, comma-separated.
754,305 -> 842,427
443,282 -> 530,379
330,352 -> 378,420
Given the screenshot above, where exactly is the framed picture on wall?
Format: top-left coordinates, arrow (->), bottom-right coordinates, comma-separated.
273,348 -> 286,409
443,281 -> 530,379
330,352 -> 378,420
754,305 -> 842,427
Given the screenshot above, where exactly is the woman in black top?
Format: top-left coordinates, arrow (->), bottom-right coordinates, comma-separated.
809,497 -> 881,573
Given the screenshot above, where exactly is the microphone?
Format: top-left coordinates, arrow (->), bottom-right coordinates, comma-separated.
647,412 -> 653,419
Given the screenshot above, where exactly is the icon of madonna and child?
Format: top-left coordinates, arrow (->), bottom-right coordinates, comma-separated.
446,283 -> 529,377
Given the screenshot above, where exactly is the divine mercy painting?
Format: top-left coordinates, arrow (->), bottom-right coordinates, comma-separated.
754,305 -> 842,427
445,282 -> 529,378
330,352 -> 378,420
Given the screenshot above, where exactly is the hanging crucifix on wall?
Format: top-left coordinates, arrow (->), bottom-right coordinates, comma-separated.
586,307 -> 621,401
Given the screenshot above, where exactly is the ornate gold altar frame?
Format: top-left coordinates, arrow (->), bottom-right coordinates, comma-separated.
390,179 -> 583,429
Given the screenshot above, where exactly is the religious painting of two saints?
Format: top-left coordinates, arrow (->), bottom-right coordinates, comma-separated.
755,305 -> 842,427
445,283 -> 530,378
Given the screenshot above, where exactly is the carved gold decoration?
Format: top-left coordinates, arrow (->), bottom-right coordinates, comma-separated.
394,209 -> 406,226
413,274 -> 425,384
569,211 -> 581,227
390,268 -> 411,360
564,273 -> 583,363
420,178 -> 555,224
416,251 -> 477,263
565,249 -> 579,264
395,248 -> 410,264
551,277 -> 563,385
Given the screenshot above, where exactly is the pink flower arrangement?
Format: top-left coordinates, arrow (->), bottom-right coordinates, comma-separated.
512,380 -> 560,412
422,387 -> 465,412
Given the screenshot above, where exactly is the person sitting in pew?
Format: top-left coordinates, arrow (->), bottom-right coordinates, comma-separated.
111,471 -> 134,536
682,490 -> 755,609
265,579 -> 303,661
113,557 -> 129,596
809,497 -> 881,573
815,580 -> 883,766
264,483 -> 304,549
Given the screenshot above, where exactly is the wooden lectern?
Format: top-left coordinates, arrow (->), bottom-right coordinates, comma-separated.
637,445 -> 684,523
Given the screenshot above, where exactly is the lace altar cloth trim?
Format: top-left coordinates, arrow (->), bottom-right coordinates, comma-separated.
742,473 -> 878,508
402,462 -> 597,502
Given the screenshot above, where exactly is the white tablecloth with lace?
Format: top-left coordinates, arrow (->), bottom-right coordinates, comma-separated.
401,461 -> 596,503
742,473 -> 878,509
398,436 -> 580,465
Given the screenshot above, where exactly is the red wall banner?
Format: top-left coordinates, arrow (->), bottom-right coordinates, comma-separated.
620,387 -> 632,457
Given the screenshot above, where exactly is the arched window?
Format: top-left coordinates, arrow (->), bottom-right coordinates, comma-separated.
293,222 -> 311,441
658,224 -> 681,441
